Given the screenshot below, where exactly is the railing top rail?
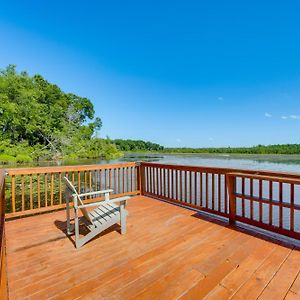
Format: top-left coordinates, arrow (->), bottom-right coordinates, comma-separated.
227,172 -> 300,185
140,162 -> 300,179
6,162 -> 137,176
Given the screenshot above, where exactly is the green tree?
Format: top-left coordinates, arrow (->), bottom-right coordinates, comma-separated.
0,65 -> 121,163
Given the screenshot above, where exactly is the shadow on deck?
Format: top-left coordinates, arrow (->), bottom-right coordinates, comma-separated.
6,196 -> 300,299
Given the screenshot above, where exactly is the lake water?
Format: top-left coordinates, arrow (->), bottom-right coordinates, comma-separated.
122,153 -> 300,174
6,152 -> 300,173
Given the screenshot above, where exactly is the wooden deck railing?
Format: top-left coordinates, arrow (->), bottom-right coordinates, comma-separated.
0,170 -> 8,299
140,162 -> 230,217
227,172 -> 300,240
3,161 -> 300,241
140,162 -> 300,240
5,162 -> 140,219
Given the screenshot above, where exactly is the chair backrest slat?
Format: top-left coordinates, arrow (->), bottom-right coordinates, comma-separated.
64,176 -> 93,224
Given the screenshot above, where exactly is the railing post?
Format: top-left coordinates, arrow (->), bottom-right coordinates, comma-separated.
136,162 -> 144,196
0,170 -> 9,300
226,173 -> 236,225
136,162 -> 140,193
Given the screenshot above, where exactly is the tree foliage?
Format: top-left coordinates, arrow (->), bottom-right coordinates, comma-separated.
0,65 -> 121,163
114,139 -> 164,151
163,144 -> 300,154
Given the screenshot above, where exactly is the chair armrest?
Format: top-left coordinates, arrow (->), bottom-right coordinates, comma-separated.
77,196 -> 131,209
77,189 -> 113,198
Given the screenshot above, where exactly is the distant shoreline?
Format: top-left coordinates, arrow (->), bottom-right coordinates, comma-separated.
125,151 -> 300,157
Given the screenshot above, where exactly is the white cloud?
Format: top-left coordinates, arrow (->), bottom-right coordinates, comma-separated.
290,115 -> 300,120
264,112 -> 272,118
281,115 -> 300,120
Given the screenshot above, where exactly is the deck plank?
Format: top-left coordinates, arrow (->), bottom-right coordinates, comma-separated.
231,244 -> 293,299
258,249 -> 300,300
5,195 -> 300,300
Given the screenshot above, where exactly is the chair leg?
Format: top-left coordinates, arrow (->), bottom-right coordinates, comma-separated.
120,205 -> 127,235
66,198 -> 73,235
74,208 -> 81,249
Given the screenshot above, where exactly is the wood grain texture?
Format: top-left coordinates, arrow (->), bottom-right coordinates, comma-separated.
5,196 -> 300,300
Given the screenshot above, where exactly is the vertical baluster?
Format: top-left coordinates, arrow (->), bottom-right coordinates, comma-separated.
150,167 -> 153,195
11,175 -> 16,213
114,169 -> 116,193
205,173 -> 209,208
160,168 -> 163,196
96,169 -> 99,191
241,177 -> 245,217
184,171 -> 188,203
212,174 -> 215,210
250,178 -> 253,220
84,171 -> 87,200
72,172 -> 75,185
190,171 -> 192,204
93,170 -> 96,192
156,167 -> 159,195
163,168 -> 165,197
30,175 -> 33,210
37,174 -> 41,208
21,175 -> 25,211
59,172 -> 62,205
167,169 -> 169,199
194,172 -> 197,206
175,170 -> 178,200
149,167 -> 152,194
103,169 -> 106,189
122,168 -> 125,193
279,181 -> 283,228
118,168 -> 120,194
224,174 -> 228,214
89,171 -> 92,198
111,168 -> 114,191
152,167 -> 155,194
50,173 -> 54,206
259,179 -> 263,223
45,174 -> 48,207
104,169 -> 109,189
218,174 -> 221,212
290,183 -> 294,231
143,166 -> 149,192
180,170 -> 183,202
200,172 -> 203,207
269,180 -> 273,225
131,167 -> 133,192
78,171 -> 81,194
100,169 -> 103,190
170,169 -> 174,199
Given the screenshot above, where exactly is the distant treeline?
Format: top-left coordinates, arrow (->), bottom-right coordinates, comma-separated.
164,144 -> 300,154
114,139 -> 164,151
114,140 -> 300,154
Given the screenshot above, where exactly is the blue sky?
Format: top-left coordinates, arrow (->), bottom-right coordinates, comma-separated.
1,1 -> 300,147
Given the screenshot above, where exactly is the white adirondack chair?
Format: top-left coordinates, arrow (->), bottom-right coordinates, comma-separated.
64,176 -> 130,249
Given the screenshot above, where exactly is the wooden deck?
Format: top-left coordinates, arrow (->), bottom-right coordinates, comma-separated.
5,196 -> 300,300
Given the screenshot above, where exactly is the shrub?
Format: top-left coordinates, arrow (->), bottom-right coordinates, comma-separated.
15,154 -> 33,163
0,154 -> 16,164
